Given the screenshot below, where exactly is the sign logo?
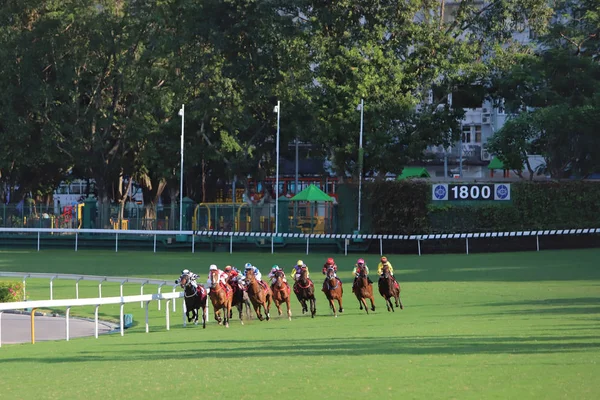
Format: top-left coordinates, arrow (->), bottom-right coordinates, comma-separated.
495,184 -> 510,200
433,184 -> 448,200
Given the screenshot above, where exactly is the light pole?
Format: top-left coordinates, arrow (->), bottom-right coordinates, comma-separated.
178,104 -> 185,231
357,98 -> 364,232
273,101 -> 281,234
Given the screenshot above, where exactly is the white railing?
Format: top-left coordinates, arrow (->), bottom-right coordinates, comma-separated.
0,272 -> 180,313
0,291 -> 186,347
0,227 -> 599,255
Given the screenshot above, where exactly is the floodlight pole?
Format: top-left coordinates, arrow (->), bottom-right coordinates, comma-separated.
179,104 -> 185,231
358,98 -> 364,232
275,101 -> 281,234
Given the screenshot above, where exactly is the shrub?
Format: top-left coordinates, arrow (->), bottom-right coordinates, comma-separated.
0,281 -> 25,303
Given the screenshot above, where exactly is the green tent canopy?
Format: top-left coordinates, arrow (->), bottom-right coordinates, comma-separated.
290,184 -> 333,202
396,167 -> 431,180
487,157 -> 505,170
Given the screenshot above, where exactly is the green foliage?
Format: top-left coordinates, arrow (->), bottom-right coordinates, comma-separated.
0,281 -> 25,302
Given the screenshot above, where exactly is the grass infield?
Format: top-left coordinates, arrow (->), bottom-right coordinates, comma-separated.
0,248 -> 599,400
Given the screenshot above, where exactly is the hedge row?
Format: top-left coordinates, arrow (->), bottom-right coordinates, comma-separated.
0,281 -> 25,303
336,181 -> 600,234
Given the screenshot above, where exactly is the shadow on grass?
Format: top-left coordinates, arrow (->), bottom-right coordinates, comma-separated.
3,335 -> 600,364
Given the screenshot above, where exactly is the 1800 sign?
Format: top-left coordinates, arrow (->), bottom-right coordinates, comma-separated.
432,183 -> 511,201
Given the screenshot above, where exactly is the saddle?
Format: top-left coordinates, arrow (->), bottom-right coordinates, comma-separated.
219,282 -> 232,296
197,286 -> 207,300
259,280 -> 269,292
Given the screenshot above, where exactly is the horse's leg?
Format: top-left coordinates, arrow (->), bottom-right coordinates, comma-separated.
245,298 -> 253,319
310,297 -> 316,318
194,308 -> 199,325
224,301 -> 231,328
338,294 -> 344,314
329,298 -> 337,317
202,305 -> 207,328
286,297 -> 292,321
275,295 -> 282,316
253,302 -> 263,321
369,295 -> 376,312
360,297 -> 369,314
265,294 -> 272,321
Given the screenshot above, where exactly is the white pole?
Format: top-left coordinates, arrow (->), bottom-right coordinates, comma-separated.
166,300 -> 171,331
179,104 -> 185,231
536,234 -> 540,251
37,231 -> 40,251
358,99 -> 364,232
466,238 -> 469,255
94,305 -> 99,339
145,301 -> 150,333
65,307 -> 70,341
172,286 -> 177,312
275,100 -> 281,234
75,232 -> 78,252
153,234 -> 157,253
120,304 -> 124,336
418,239 -> 422,256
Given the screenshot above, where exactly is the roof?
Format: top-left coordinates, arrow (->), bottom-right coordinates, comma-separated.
487,157 -> 505,170
396,167 -> 431,180
290,184 -> 333,202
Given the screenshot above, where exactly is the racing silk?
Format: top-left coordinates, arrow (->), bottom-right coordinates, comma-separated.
207,269 -> 228,285
291,264 -> 309,280
243,266 -> 262,281
322,263 -> 338,275
377,262 -> 394,276
352,264 -> 370,277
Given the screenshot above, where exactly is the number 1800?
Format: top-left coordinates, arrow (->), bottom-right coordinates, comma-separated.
450,185 -> 491,200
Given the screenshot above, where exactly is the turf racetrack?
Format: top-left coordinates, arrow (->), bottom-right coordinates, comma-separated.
1,249 -> 599,399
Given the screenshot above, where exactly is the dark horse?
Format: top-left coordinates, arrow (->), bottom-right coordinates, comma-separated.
176,274 -> 208,328
378,265 -> 403,312
322,267 -> 343,317
293,267 -> 316,318
270,270 -> 292,321
245,269 -> 272,321
208,269 -> 233,327
228,277 -> 252,324
354,269 -> 376,314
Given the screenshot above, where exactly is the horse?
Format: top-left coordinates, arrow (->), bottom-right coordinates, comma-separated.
208,269 -> 233,327
322,267 -> 343,317
177,274 -> 208,329
270,270 -> 292,321
229,278 -> 252,324
244,269 -> 272,321
378,264 -> 403,312
354,269 -> 376,314
293,266 -> 316,318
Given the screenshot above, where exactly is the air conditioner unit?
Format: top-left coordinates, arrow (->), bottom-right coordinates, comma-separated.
481,149 -> 492,161
482,107 -> 489,113
482,113 -> 491,124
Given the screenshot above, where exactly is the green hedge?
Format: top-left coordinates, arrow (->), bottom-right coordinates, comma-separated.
337,181 -> 600,234
0,281 -> 25,303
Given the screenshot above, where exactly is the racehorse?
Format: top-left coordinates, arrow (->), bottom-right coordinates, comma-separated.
270,270 -> 292,321
244,269 -> 272,321
354,269 -> 376,314
177,274 -> 208,329
294,266 -> 316,318
378,264 -> 403,312
229,278 -> 252,324
322,267 -> 343,317
208,269 -> 233,327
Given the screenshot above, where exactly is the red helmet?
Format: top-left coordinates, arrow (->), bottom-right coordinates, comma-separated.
357,258 -> 365,265
224,265 -> 232,272
381,256 -> 388,264
326,257 -> 335,265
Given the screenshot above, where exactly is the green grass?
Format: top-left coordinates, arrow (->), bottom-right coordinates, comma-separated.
1,249 -> 600,400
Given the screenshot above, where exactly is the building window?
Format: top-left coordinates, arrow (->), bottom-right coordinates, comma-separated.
462,126 -> 471,143
475,125 -> 482,143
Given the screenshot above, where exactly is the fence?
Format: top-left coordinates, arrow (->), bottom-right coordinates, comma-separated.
1,227 -> 599,255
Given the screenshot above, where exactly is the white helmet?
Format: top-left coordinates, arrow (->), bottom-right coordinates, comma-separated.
209,265 -> 218,271
244,263 -> 253,269
182,269 -> 190,275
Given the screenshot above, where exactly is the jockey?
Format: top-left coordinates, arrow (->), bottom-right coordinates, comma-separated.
206,264 -> 228,287
377,256 -> 399,286
352,258 -> 373,292
268,265 -> 287,284
224,265 -> 241,282
291,260 -> 309,281
243,262 -> 264,283
179,269 -> 199,289
322,257 -> 341,285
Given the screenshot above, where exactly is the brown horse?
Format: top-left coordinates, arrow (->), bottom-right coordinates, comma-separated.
245,269 -> 272,321
228,278 -> 252,324
294,267 -> 316,318
177,274 -> 208,328
378,265 -> 403,312
270,270 -> 292,321
322,267 -> 343,317
208,270 -> 233,327
354,269 -> 376,314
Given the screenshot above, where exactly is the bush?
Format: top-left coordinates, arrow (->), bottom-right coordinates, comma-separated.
0,281 -> 26,303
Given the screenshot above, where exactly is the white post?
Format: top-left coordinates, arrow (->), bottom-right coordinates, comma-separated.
145,301 -> 150,333
75,232 -> 78,252
98,278 -> 105,298
166,300 -> 171,331
536,234 -> 540,251
50,276 -> 57,300
179,104 -> 185,231
157,284 -> 164,311
230,234 -> 233,254
65,307 -> 71,341
120,304 -> 124,336
379,237 -> 383,256
274,100 -> 281,234
466,238 -> 469,255
22,276 -> 27,300
76,277 -> 82,299
140,282 -> 146,308
192,234 -> 195,253
271,235 -> 274,254
172,286 -> 177,312
120,280 -> 127,298
306,237 -> 309,255
94,305 -> 99,339
37,231 -> 40,251
182,298 -> 187,327
418,239 -> 422,256
357,98 -> 364,232
344,239 -> 348,256
153,234 -> 157,253
115,233 -> 118,252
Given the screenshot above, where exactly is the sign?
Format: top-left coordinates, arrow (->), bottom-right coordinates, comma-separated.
432,183 -> 511,201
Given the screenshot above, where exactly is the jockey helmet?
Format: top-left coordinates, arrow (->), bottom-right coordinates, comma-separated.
209,264 -> 218,271
296,260 -> 303,266
224,265 -> 232,272
381,256 -> 388,264
182,269 -> 190,275
326,257 -> 334,265
357,258 -> 365,265
244,263 -> 253,269
272,264 -> 279,270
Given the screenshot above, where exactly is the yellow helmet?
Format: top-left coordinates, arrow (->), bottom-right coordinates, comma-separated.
297,260 -> 303,266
